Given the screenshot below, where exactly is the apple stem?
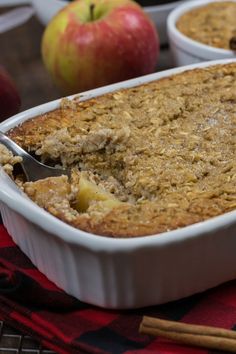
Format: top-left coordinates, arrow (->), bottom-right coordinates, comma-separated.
90,3 -> 95,21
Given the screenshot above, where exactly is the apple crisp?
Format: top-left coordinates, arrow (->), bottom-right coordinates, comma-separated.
4,63 -> 236,238
176,2 -> 236,50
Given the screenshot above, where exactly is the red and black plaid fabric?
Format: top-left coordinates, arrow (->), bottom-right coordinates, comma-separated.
1,214 -> 236,354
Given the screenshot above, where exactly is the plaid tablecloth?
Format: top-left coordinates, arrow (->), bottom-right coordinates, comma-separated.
0,214 -> 236,354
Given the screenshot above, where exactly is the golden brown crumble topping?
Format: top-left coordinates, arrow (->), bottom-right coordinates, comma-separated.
5,63 -> 236,237
176,2 -> 236,50
0,143 -> 22,177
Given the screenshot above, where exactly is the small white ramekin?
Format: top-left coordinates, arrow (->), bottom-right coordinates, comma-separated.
31,0 -> 65,26
167,0 -> 236,66
142,0 -> 187,44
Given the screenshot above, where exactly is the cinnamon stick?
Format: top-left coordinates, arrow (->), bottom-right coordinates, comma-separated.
139,316 -> 236,353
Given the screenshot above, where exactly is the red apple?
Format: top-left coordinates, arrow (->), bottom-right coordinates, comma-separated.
41,0 -> 159,95
0,66 -> 21,121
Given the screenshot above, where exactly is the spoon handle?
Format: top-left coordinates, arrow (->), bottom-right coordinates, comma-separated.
0,130 -> 28,157
0,130 -> 69,181
0,130 -> 36,179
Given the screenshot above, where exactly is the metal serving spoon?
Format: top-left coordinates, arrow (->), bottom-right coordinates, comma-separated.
0,130 -> 69,181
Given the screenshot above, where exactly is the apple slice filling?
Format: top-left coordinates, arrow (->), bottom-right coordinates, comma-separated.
22,168 -> 124,224
73,172 -> 123,213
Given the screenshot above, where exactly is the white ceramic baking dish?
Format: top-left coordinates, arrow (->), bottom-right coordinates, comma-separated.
1,59 -> 236,309
167,0 -> 236,66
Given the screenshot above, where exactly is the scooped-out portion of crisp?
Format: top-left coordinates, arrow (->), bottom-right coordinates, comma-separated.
4,63 -> 236,238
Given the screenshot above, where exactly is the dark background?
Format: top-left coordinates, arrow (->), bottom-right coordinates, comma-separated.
0,6 -> 60,112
